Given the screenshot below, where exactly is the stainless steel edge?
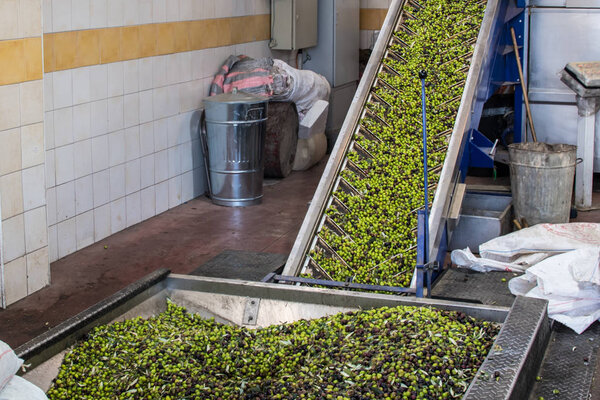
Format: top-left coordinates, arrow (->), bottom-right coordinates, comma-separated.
166,274 -> 509,322
428,0 -> 504,261
281,0 -> 407,277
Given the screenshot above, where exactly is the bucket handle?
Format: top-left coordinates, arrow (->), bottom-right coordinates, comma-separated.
246,107 -> 264,120
509,158 -> 583,169
198,110 -> 213,199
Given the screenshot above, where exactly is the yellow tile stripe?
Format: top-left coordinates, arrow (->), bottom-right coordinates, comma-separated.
0,37 -> 43,86
44,15 -> 270,73
360,8 -> 388,31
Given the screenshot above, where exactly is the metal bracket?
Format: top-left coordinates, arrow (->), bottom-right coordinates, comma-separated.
242,297 -> 261,326
468,128 -> 496,169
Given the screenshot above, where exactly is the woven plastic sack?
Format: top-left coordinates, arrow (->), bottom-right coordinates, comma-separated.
0,341 -> 23,392
0,376 -> 48,400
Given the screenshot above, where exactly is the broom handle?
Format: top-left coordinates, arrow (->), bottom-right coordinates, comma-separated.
511,27 -> 537,143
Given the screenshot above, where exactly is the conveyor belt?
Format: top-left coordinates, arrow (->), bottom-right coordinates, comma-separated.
283,0 -> 513,290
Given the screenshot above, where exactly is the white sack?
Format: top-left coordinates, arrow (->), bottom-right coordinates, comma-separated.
508,247 -> 600,334
0,341 -> 23,392
0,376 -> 48,400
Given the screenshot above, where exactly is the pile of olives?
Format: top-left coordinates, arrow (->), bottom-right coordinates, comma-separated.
48,301 -> 499,399
310,0 -> 486,287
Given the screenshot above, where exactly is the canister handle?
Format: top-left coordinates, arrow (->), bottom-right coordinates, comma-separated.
199,110 -> 213,198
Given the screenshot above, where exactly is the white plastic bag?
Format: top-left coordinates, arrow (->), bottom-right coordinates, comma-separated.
0,376 -> 48,400
508,247 -> 600,334
0,341 -> 23,392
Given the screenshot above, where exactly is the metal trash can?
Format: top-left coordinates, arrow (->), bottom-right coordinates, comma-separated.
201,90 -> 268,207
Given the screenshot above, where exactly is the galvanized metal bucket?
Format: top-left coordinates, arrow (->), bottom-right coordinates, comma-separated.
508,142 -> 578,225
201,91 -> 268,207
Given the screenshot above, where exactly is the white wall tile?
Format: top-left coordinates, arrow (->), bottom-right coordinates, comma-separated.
44,111 -> 54,150
193,0 -> 214,20
22,164 -> 46,211
106,0 -> 123,27
21,123 -> 45,169
107,96 -> 124,132
46,186 -> 57,225
153,118 -> 168,151
55,180 -> 75,222
89,0 -> 107,29
152,0 -> 166,22
155,180 -> 168,214
125,159 -> 140,195
179,0 -> 192,20
90,99 -> 108,137
153,56 -> 167,89
166,54 -> 180,85
52,0 -> 72,32
167,114 -> 181,147
126,191 -> 141,227
92,169 -> 109,206
43,0 -> 53,34
152,86 -> 168,120
139,122 -> 154,156
167,145 -> 181,178
139,58 -> 153,91
24,206 -> 48,253
140,186 -> 155,219
44,73 -> 54,111
91,134 -> 109,172
166,85 -> 179,117
47,224 -> 58,262
72,103 -> 91,142
123,93 -> 139,128
72,0 -> 91,30
181,110 -> 198,142
124,126 -> 140,161
139,0 -> 153,24
0,84 -> 21,131
180,141 -> 193,173
72,67 -> 91,105
57,217 -> 76,258
0,127 -> 22,176
0,171 -> 23,220
123,60 -> 139,94
109,164 -> 125,200
73,139 -> 93,179
108,129 -> 125,166
93,203 -> 110,240
178,52 -> 191,83
0,0 -> 19,40
76,210 -> 94,250
75,174 -> 94,213
17,0 -> 42,37
168,175 -> 181,208
181,170 -> 194,202
90,64 -> 108,101
139,89 -> 154,123
20,80 -> 43,126
107,62 -> 124,97
2,214 -> 25,263
3,256 -> 26,306
53,106 -> 73,147
154,149 -> 168,183
215,0 -> 232,18
110,197 -> 126,233
123,0 -> 139,25
140,154 -> 154,188
26,246 -> 49,294
45,149 -> 56,188
54,143 -> 75,185
165,0 -> 179,21
53,70 -> 73,109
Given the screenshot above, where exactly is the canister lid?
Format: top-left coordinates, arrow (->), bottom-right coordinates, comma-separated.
204,89 -> 268,105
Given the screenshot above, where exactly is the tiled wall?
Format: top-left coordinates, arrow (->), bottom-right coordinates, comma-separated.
0,0 -> 49,307
360,0 -> 392,50
43,0 -> 272,264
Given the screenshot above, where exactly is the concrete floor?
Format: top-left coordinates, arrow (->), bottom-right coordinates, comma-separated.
0,159 -> 326,349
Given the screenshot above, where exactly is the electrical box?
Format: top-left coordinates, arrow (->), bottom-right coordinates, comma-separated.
270,0 -> 318,50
